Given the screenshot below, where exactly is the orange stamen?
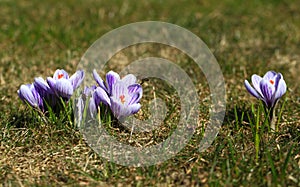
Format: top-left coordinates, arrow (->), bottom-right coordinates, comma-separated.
58,74 -> 64,79
119,95 -> 126,104
269,80 -> 274,85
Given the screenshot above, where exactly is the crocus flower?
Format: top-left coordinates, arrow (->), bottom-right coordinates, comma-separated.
18,83 -> 44,110
110,81 -> 142,121
93,70 -> 143,121
244,71 -> 287,108
47,69 -> 85,100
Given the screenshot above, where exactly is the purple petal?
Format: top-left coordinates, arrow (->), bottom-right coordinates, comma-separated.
47,77 -> 57,94
31,86 -> 44,109
89,96 -> 97,118
34,77 -> 52,96
83,85 -> 97,96
55,79 -> 74,99
93,69 -> 108,92
18,84 -> 29,101
121,74 -> 137,86
259,79 -> 274,108
263,71 -> 276,80
111,81 -> 126,98
53,69 -> 69,80
128,84 -> 143,101
110,98 -> 131,120
94,87 -> 111,106
251,74 -> 263,96
18,84 -> 36,106
110,98 -> 122,119
274,73 -> 287,101
128,84 -> 142,94
128,92 -> 141,105
18,84 -> 41,108
244,80 -> 261,99
70,70 -> 85,90
128,103 -> 141,115
106,71 -> 120,94
76,96 -> 84,121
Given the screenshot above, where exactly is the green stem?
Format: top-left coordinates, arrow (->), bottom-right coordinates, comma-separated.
255,104 -> 260,162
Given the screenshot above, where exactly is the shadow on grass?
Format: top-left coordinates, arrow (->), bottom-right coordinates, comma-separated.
223,104 -> 254,130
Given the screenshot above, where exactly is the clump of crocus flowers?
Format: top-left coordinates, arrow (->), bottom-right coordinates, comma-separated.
18,69 -> 143,124
77,70 -> 143,123
18,69 -> 85,113
244,70 -> 287,130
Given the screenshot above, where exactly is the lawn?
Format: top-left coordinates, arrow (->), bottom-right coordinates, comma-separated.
1,0 -> 300,186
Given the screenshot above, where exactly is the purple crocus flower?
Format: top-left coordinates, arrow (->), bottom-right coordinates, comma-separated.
244,71 -> 287,108
93,70 -> 143,121
110,81 -> 142,121
47,69 -> 85,100
17,83 -> 44,110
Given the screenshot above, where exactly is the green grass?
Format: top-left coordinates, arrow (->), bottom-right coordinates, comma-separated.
1,0 -> 300,186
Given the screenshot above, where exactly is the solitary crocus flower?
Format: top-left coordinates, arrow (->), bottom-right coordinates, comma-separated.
18,83 -> 44,111
245,71 -> 287,131
244,71 -> 287,108
47,69 -> 85,100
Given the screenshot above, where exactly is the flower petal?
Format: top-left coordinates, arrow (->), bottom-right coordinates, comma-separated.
110,98 -> 121,119
127,92 -> 140,105
89,96 -> 97,118
128,84 -> 143,101
69,70 -> 85,90
263,71 -> 276,80
93,69 -> 108,92
55,79 -> 74,99
76,96 -> 84,121
128,103 -> 141,115
110,98 -> 131,120
106,71 -> 120,94
251,74 -> 263,96
18,84 -> 36,107
128,84 -> 142,94
47,77 -> 57,94
121,74 -> 137,86
244,80 -> 261,99
83,85 -> 97,96
259,79 -> 274,108
34,77 -> 52,96
274,73 -> 287,101
18,84 -> 42,109
94,87 -> 111,106
111,81 -> 126,98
